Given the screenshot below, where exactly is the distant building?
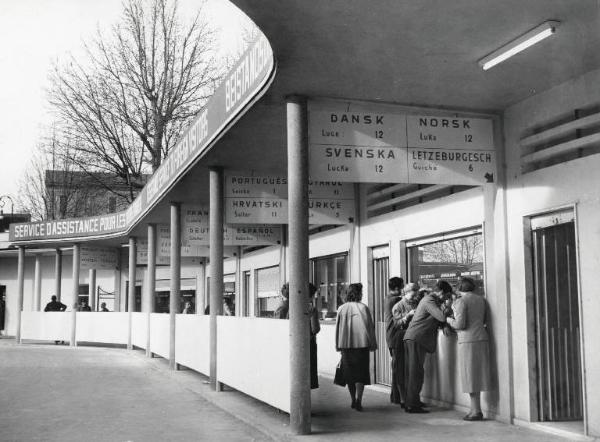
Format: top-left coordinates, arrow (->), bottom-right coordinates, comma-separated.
45,170 -> 148,219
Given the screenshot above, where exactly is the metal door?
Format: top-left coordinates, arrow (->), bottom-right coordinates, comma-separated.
532,217 -> 583,421
372,252 -> 390,385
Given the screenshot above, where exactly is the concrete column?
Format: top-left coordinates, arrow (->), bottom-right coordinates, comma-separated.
127,237 -> 137,350
88,269 -> 96,311
34,253 -> 42,311
209,166 -> 224,390
54,249 -> 62,302
15,246 -> 25,343
71,244 -> 80,347
286,96 -> 311,435
146,224 -> 156,357
169,202 -> 181,370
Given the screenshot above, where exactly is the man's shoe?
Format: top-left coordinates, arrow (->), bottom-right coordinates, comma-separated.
419,401 -> 428,408
400,402 -> 406,409
355,403 -> 363,412
406,407 -> 429,414
463,412 -> 484,421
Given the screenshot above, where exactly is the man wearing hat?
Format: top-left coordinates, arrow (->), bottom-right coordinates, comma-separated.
403,280 -> 453,413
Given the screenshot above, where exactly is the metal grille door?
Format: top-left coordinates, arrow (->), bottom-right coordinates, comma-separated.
532,219 -> 583,421
372,255 -> 390,385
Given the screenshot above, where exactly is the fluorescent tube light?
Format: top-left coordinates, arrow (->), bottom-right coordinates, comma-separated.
479,21 -> 560,70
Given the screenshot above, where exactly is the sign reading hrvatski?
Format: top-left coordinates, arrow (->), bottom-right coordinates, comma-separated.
224,175 -> 355,224
308,100 -> 495,185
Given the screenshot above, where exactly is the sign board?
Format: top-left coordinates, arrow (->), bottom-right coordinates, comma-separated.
136,238 -> 170,265
406,115 -> 495,185
309,109 -> 408,182
182,204 -> 282,246
225,175 -> 355,224
308,100 -> 495,185
80,246 -> 119,270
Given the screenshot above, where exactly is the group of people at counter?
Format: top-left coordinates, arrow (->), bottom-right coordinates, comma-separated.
333,276 -> 490,420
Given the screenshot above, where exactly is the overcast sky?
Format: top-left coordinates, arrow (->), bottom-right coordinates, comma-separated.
0,0 -> 248,209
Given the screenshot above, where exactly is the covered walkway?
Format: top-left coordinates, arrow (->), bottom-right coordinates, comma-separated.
0,339 -> 579,441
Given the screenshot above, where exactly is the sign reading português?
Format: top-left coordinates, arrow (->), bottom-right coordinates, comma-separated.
308,100 -> 495,185
406,115 -> 495,185
80,246 -> 119,271
224,175 -> 355,224
224,175 -> 288,224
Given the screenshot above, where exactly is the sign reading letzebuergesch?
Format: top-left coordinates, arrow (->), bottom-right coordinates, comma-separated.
308,100 -> 495,185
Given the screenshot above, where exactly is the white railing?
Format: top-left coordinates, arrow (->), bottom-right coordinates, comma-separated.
217,316 -> 291,413
149,313 -> 170,359
21,311 -> 70,342
175,314 -> 210,375
76,312 -> 129,344
131,312 -> 148,349
317,324 -> 338,377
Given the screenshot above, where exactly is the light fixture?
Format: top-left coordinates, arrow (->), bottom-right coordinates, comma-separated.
479,20 -> 560,70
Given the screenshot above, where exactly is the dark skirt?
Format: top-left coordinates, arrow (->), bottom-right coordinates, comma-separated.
339,348 -> 371,385
310,337 -> 319,389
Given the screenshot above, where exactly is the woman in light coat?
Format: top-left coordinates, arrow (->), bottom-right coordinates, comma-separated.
335,283 -> 377,411
446,277 -> 491,421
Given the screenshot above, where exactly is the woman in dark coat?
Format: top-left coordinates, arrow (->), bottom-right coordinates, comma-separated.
446,277 -> 491,421
335,283 -> 377,411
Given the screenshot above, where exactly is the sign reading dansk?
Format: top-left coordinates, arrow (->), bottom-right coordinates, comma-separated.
309,101 -> 495,185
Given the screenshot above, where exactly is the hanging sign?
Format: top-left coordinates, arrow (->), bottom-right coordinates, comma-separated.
308,108 -> 408,182
224,175 -> 355,224
80,246 -> 118,270
406,115 -> 495,185
182,204 -> 282,246
136,238 -> 170,265
308,100 -> 495,185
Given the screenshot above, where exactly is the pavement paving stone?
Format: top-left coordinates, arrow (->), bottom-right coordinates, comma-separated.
0,340 -> 587,442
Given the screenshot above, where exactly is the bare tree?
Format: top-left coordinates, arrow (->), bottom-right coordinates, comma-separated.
17,131 -> 96,221
422,235 -> 483,265
48,0 -> 223,201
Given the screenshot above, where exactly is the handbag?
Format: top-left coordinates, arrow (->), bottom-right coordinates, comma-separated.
333,358 -> 346,386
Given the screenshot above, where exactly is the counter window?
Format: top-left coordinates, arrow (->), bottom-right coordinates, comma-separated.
310,253 -> 348,321
255,265 -> 281,318
407,229 -> 484,294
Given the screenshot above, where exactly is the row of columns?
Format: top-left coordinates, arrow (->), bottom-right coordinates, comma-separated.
13,96 -> 311,435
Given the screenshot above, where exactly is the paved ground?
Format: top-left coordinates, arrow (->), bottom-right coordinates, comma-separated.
0,339 -> 585,441
0,340 -> 268,441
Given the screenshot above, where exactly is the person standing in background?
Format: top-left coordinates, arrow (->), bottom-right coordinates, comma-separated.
403,280 -> 453,413
391,282 -> 421,408
335,283 -> 377,411
384,276 -> 404,405
308,283 -> 321,389
446,277 -> 491,421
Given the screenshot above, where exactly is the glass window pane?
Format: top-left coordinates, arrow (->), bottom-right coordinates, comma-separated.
408,232 -> 484,294
310,253 -> 348,321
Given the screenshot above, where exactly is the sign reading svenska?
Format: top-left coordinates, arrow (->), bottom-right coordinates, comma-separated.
308,100 -> 495,185
224,174 -> 355,224
309,104 -> 408,183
